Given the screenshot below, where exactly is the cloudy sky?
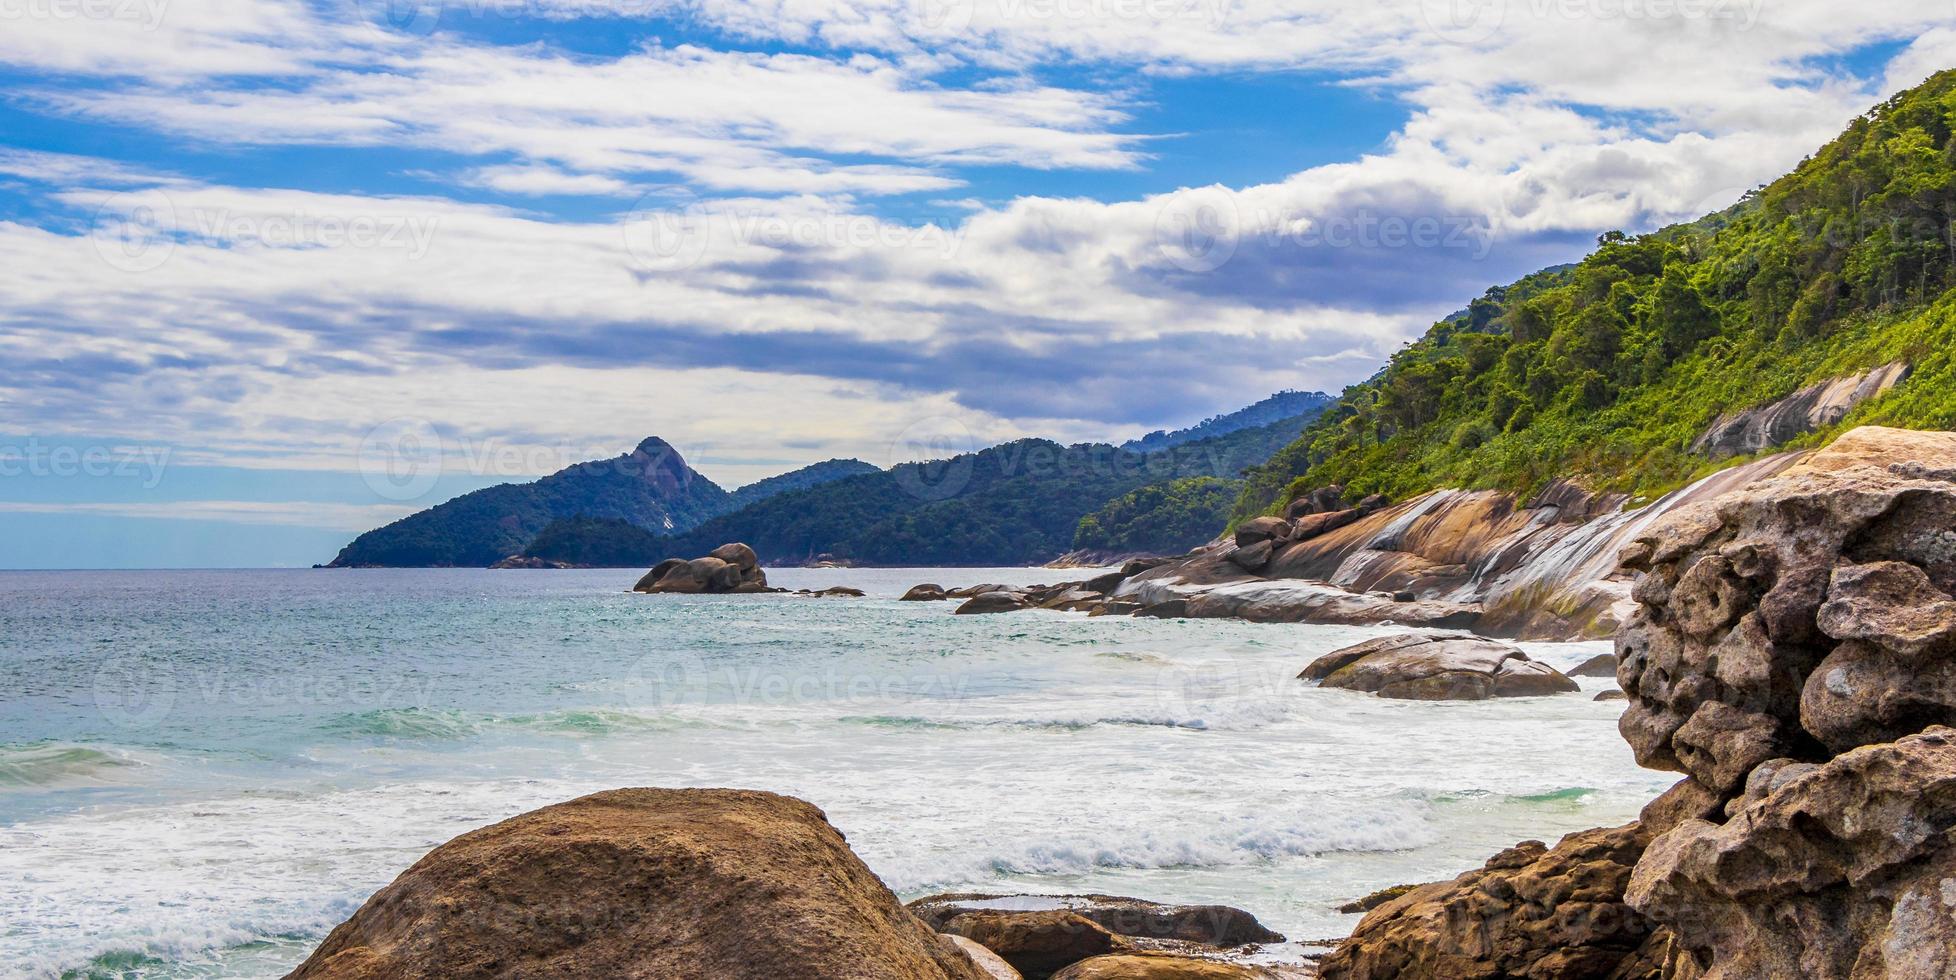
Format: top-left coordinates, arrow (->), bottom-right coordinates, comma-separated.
1,0 -> 1952,566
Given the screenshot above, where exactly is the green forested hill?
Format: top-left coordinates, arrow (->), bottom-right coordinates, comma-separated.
524,410 -> 1322,567
1236,70 -> 1956,520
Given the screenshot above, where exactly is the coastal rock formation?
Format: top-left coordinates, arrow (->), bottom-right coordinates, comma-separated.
1323,427 -> 1956,980
903,583 -> 951,601
1570,653 -> 1618,677
956,591 -> 1035,615
910,895 -> 1283,948
283,788 -> 989,980
1120,450 -> 1801,640
1321,823 -> 1655,980
1627,728 -> 1956,979
1615,425 -> 1956,794
1690,361 -> 1910,460
634,542 -> 772,594
949,935 -> 1028,980
1301,633 -> 1579,700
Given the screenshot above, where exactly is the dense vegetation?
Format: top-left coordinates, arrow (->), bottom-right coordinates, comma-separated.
327,441 -> 872,567
526,412 -> 1321,567
1237,70 -> 1956,520
726,458 -> 878,510
1070,476 -> 1241,556
1123,390 -> 1332,453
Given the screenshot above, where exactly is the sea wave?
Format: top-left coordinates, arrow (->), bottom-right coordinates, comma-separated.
0,743 -> 141,789
317,706 -> 690,742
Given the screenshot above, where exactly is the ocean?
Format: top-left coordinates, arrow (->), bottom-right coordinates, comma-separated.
0,568 -> 1668,978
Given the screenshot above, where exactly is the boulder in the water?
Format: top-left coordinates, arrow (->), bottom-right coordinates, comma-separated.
956,591 -> 1033,615
1301,633 -> 1579,700
634,543 -> 769,594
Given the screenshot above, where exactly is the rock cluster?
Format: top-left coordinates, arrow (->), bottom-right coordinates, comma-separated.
1301,633 -> 1579,700
634,542 -> 773,594
1323,426 -> 1956,980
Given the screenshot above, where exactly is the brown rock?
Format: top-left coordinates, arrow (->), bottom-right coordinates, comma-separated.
1234,517 -> 1292,547
1226,541 -> 1276,572
1627,728 -> 1956,979
1050,954 -> 1270,979
956,591 -> 1034,615
909,895 -> 1281,948
1301,633 -> 1578,701
944,910 -> 1123,979
1288,509 -> 1360,543
904,584 -> 952,601
1615,425 -> 1956,794
283,788 -> 988,980
709,541 -> 760,572
948,935 -> 1027,980
1320,823 -> 1656,980
1569,653 -> 1617,677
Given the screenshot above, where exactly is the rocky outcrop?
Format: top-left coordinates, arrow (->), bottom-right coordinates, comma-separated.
910,895 -> 1282,949
284,788 -> 990,980
1570,653 -> 1618,677
1301,633 -> 1579,700
1615,425 -> 1956,795
1121,451 -> 1804,641
1690,361 -> 1910,460
1628,728 -> 1956,979
942,911 -> 1123,979
956,591 -> 1036,615
1321,779 -> 1721,980
634,542 -> 773,594
904,583 -> 952,601
1321,427 -> 1956,980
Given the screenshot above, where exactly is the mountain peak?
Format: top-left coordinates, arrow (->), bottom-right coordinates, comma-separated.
634,436 -> 679,458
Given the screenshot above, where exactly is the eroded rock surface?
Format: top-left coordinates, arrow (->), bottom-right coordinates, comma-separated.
1628,728 -> 1956,980
1301,633 -> 1578,700
910,895 -> 1282,948
1616,426 -> 1956,794
284,788 -> 988,980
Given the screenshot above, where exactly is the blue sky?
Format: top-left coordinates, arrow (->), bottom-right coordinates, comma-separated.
1,0 -> 1952,567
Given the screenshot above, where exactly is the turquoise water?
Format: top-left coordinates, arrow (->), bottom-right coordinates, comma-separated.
0,568 -> 1670,978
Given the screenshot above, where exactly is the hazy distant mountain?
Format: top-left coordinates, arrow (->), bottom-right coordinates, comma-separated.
326,441 -> 875,567
1122,390 -> 1334,453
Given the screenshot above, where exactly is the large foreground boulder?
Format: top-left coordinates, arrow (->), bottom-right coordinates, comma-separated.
284,788 -> 989,980
1301,632 -> 1579,700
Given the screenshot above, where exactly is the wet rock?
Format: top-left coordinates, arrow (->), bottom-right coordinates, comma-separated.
1337,884 -> 1418,915
283,788 -> 988,980
943,910 -> 1123,979
903,583 -> 951,601
1595,690 -> 1628,702
956,591 -> 1034,615
1627,728 -> 1956,979
798,586 -> 866,597
1615,426 -> 1956,794
1089,602 -> 1142,617
1569,653 -> 1618,677
910,895 -> 1281,948
1301,633 -> 1579,701
1134,599 -> 1189,619
1320,823 -> 1656,980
